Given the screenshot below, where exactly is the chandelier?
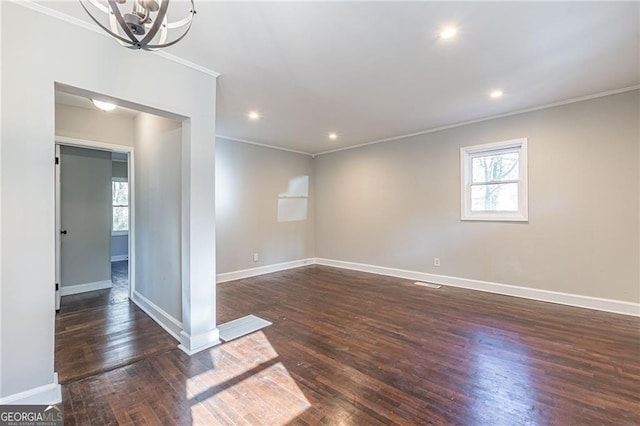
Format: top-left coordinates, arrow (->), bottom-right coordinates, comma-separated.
80,0 -> 195,50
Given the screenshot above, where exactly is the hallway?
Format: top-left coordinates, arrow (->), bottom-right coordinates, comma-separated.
55,261 -> 177,383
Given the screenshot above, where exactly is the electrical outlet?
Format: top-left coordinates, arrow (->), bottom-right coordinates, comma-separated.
434,258 -> 441,267
253,253 -> 259,262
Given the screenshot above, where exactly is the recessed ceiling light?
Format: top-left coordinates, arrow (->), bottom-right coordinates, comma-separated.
490,90 -> 504,99
329,133 -> 338,140
248,111 -> 260,120
439,27 -> 457,40
92,99 -> 117,111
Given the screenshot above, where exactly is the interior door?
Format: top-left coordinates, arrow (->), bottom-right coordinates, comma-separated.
57,145 -> 113,305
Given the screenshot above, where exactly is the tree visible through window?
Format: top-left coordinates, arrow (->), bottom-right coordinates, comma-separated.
112,180 -> 129,233
471,151 -> 519,211
461,138 -> 528,221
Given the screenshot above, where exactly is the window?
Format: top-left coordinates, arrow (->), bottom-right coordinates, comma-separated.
112,178 -> 129,235
461,138 -> 528,221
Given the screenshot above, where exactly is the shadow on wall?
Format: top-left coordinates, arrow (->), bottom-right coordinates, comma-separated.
277,176 -> 309,222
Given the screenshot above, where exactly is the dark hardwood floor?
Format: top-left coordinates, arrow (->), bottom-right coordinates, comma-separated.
55,261 -> 178,383
62,265 -> 639,425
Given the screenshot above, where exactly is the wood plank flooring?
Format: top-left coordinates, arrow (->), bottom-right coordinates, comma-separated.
55,261 -> 178,383
62,265 -> 640,425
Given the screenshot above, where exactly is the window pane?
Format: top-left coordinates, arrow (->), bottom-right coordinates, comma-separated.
112,181 -> 128,206
113,206 -> 129,231
471,183 -> 518,212
472,152 -> 519,183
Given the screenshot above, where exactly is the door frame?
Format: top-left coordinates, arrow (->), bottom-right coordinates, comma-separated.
55,136 -> 136,305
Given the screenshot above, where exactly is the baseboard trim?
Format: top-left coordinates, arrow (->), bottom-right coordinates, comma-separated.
217,258 -> 315,283
0,373 -> 61,405
111,254 -> 128,262
314,258 -> 640,317
178,329 -> 221,355
60,280 -> 112,296
131,291 -> 182,341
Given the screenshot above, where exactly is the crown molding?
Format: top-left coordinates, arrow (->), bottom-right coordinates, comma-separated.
8,0 -> 220,78
216,134 -> 314,157
315,85 -> 640,156
212,85 -> 639,157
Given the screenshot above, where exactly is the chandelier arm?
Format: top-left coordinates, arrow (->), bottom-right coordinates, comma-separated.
166,1 -> 195,29
107,0 -> 140,46
109,13 -> 135,47
138,0 -> 170,47
166,14 -> 192,30
80,0 -> 195,50
79,0 -> 140,46
143,9 -> 193,50
109,9 -> 126,46
159,15 -> 168,45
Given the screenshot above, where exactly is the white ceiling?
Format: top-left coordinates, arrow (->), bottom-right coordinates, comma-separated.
45,1 -> 639,154
56,92 -> 139,118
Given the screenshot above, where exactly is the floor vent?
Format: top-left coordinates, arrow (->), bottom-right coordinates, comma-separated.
218,314 -> 272,342
414,281 -> 442,289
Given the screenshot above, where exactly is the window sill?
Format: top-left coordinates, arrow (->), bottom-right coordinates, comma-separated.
112,231 -> 129,237
461,214 -> 528,222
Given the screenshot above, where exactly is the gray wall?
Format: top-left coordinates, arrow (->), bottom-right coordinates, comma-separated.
112,160 -> 128,179
315,90 -> 639,303
111,160 -> 129,260
111,235 -> 128,260
134,113 -> 182,321
59,146 -> 112,287
215,139 -> 315,273
56,103 -> 135,146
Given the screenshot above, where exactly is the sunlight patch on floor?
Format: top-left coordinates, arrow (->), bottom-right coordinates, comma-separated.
187,331 -> 311,424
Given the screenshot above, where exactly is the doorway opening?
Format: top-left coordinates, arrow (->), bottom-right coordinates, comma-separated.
110,152 -> 131,307
53,89 -> 180,384
55,143 -> 132,314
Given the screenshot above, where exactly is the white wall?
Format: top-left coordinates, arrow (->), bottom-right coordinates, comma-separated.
134,113 -> 182,321
315,90 -> 640,304
0,2 -> 217,400
56,103 -> 135,146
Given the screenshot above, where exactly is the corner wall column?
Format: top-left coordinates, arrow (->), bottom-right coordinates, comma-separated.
179,116 -> 219,354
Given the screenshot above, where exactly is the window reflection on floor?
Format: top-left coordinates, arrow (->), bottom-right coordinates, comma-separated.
470,329 -> 536,424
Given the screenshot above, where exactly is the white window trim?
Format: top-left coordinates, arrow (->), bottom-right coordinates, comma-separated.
112,177 -> 129,236
460,138 -> 528,222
